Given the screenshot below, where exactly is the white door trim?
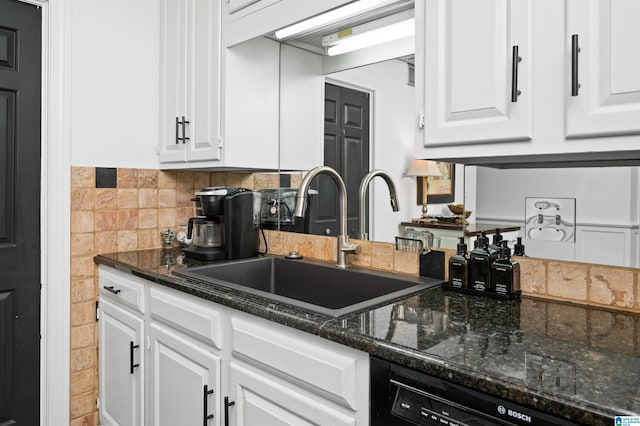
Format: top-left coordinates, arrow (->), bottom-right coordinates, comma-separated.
26,0 -> 72,424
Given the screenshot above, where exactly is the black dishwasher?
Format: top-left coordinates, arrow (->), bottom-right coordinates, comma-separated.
370,357 -> 577,426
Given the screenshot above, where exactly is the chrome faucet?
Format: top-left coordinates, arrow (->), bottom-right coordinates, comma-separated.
294,166 -> 360,268
358,170 -> 399,240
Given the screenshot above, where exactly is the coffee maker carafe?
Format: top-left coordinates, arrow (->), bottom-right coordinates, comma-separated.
183,187 -> 260,261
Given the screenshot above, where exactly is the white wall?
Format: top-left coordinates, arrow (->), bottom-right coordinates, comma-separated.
70,0 -> 159,168
473,166 -> 640,266
328,60 -> 463,242
475,167 -> 638,225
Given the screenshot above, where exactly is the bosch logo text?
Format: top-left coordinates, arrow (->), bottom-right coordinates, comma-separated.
497,405 -> 532,423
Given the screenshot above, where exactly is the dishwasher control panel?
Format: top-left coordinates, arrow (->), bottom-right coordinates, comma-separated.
392,382 -> 503,425
370,357 -> 579,426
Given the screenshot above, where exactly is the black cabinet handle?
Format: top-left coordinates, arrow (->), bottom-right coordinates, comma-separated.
511,45 -> 522,102
181,116 -> 190,144
103,286 -> 121,295
129,341 -> 140,374
203,385 -> 214,425
175,116 -> 180,144
224,397 -> 235,426
571,34 -> 580,96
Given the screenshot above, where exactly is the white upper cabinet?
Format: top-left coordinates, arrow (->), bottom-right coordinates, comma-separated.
565,0 -> 640,138
221,36 -> 280,170
419,0 -> 532,146
159,0 -> 221,165
416,0 -> 640,165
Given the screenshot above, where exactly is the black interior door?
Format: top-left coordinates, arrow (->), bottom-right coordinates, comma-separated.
0,1 -> 42,424
310,83 -> 369,238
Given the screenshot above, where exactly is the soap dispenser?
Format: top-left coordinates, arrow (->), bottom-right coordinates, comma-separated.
489,228 -> 503,252
468,231 -> 497,293
491,241 -> 520,296
513,237 -> 526,256
448,237 -> 469,289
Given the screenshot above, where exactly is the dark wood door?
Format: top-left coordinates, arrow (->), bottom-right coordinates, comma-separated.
0,1 -> 42,424
310,83 -> 369,237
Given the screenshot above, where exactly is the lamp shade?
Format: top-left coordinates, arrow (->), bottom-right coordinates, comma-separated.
405,160 -> 442,177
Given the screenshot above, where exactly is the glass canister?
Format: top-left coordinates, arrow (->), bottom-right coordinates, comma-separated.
192,218 -> 223,248
403,227 -> 434,251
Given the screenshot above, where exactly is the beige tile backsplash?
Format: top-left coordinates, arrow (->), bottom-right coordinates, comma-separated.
70,166 -> 640,425
69,166 -> 278,425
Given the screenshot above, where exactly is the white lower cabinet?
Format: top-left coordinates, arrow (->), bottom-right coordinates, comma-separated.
229,361 -> 356,426
98,266 -> 369,426
148,322 -> 221,426
228,312 -> 369,425
98,298 -> 145,426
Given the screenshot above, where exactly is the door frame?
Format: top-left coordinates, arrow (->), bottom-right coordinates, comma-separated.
18,0 -> 72,424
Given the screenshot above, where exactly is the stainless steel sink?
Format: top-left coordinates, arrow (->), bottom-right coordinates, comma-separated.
173,256 -> 443,317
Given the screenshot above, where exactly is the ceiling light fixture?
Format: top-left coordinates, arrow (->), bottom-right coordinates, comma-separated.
322,10 -> 414,56
273,0 -> 403,40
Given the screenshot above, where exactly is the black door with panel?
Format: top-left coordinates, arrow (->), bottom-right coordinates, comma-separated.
310,83 -> 369,238
0,1 -> 42,424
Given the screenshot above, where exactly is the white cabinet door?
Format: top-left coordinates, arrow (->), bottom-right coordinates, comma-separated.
159,0 -> 187,163
99,299 -> 145,426
228,361 -> 357,426
159,0 -> 221,164
148,322 -> 221,426
566,0 -> 640,138
419,0 -> 532,146
186,0 -> 221,162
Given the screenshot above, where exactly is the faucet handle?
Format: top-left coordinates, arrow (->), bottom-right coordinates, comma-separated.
342,242 -> 361,255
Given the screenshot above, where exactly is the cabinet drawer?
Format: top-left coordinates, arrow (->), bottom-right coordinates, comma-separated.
231,315 -> 366,411
150,286 -> 223,350
98,266 -> 146,314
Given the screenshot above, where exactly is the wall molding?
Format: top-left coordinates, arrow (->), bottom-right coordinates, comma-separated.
37,0 -> 71,424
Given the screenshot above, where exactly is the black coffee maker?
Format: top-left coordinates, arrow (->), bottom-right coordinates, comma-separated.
183,187 -> 260,261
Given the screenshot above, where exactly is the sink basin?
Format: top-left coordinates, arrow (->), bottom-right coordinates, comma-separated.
174,256 -> 442,317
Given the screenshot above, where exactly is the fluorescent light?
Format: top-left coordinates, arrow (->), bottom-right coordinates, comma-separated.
274,0 -> 401,40
326,17 -> 414,56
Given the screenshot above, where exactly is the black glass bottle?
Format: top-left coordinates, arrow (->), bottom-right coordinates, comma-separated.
489,228 -> 503,252
491,241 -> 521,296
513,236 -> 526,256
448,237 -> 468,289
468,231 -> 497,293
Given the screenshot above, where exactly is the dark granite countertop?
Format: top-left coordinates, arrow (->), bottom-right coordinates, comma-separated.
95,248 -> 640,426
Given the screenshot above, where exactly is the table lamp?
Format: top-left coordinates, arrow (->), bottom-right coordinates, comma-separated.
406,160 -> 442,217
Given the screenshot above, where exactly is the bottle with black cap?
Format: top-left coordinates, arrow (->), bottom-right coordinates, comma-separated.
491,240 -> 520,296
448,237 -> 469,289
489,228 -> 503,252
513,236 -> 526,256
468,231 -> 497,293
